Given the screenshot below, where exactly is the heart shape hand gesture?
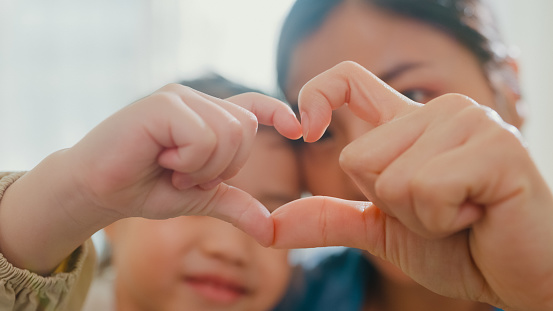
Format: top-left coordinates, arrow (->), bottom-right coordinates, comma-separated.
1,62 -> 552,311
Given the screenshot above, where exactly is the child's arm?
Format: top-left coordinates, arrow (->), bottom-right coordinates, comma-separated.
0,84 -> 301,276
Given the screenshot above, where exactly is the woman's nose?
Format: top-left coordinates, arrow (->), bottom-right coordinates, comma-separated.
199,218 -> 253,267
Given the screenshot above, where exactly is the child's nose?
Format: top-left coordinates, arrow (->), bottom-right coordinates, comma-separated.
199,219 -> 253,267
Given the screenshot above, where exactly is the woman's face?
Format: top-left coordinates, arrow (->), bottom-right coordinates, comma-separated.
285,1 -> 513,201
284,1 -> 520,285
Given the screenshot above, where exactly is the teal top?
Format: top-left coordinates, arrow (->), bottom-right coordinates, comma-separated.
274,248 -> 503,311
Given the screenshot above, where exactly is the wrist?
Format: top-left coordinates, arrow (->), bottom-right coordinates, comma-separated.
50,148 -> 124,228
0,149 -> 120,274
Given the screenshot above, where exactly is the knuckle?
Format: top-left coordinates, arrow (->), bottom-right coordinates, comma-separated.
426,93 -> 478,114
238,91 -> 259,100
494,125 -> 522,144
147,91 -> 183,110
410,183 -> 433,218
489,125 -> 526,161
338,145 -> 357,173
374,172 -> 402,205
409,173 -> 432,198
241,110 -> 259,133
338,60 -> 362,72
318,197 -> 331,247
225,118 -> 244,145
409,174 -> 453,237
409,170 -> 445,212
464,104 -> 496,124
339,142 -> 374,174
441,93 -> 478,107
195,128 -> 217,156
459,104 -> 522,143
159,83 -> 188,94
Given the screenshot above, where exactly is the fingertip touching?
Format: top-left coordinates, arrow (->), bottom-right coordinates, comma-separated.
297,61 -> 420,143
208,183 -> 275,247
273,107 -> 303,140
227,92 -> 302,140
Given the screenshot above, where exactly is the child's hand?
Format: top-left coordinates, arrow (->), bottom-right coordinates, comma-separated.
67,84 -> 301,246
272,61 -> 553,311
0,84 -> 300,274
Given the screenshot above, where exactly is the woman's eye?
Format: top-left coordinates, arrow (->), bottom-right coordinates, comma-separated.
402,89 -> 428,103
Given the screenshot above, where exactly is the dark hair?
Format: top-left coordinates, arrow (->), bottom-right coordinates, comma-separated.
276,0 -> 510,93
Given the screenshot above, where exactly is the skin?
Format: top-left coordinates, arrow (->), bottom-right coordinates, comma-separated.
107,129 -> 298,311
284,3 -> 515,301
1,2 -> 551,310
0,84 -> 302,275
271,1 -> 553,311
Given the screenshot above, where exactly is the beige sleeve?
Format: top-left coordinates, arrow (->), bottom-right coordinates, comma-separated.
0,172 -> 97,311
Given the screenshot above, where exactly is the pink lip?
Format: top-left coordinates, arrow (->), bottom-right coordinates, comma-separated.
183,274 -> 249,304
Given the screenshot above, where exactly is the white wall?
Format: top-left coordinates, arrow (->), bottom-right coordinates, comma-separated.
489,0 -> 553,188
0,0 -> 551,189
0,0 -> 295,170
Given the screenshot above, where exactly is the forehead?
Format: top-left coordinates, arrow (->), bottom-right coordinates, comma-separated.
285,1 -> 474,100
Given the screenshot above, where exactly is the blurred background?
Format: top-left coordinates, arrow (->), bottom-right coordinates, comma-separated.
0,0 -> 552,191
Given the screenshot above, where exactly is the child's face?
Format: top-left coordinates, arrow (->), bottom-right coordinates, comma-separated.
108,129 -> 299,311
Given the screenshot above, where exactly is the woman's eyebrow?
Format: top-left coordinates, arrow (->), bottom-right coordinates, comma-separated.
378,62 -> 425,83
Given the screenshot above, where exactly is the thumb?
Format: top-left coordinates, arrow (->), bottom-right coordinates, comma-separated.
271,196 -> 386,251
204,183 -> 274,247
298,61 -> 421,142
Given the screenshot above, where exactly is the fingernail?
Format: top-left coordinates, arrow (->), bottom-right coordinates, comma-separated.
301,112 -> 309,141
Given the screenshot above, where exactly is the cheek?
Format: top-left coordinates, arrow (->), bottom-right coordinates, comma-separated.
113,251 -> 168,309
114,249 -> 183,311
122,231 -> 181,268
113,224 -> 189,292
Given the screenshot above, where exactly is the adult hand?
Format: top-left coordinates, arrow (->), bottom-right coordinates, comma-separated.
272,61 -> 553,310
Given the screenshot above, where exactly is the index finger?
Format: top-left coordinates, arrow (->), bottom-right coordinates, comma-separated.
197,90 -> 303,140
298,61 -> 421,142
163,84 -> 303,140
